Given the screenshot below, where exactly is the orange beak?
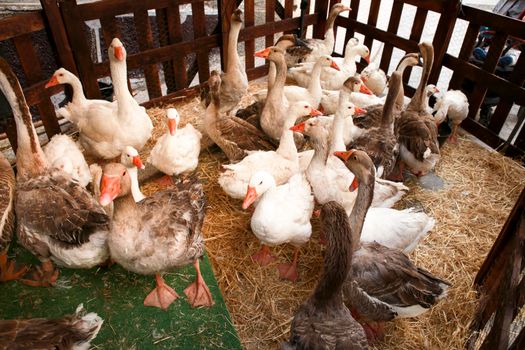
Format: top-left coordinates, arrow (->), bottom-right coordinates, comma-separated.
99,175 -> 121,206
45,75 -> 59,88
114,46 -> 125,61
354,107 -> 367,115
289,121 -> 306,133
343,6 -> 352,11
255,47 -> 271,59
132,155 -> 145,170
330,60 -> 340,71
359,83 -> 373,95
168,119 -> 177,136
309,108 -> 323,116
363,55 -> 370,64
333,149 -> 355,162
435,87 -> 440,93
242,186 -> 258,209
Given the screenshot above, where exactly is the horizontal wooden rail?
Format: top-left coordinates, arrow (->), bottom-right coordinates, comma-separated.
459,5 -> 525,39
0,11 -> 45,41
91,14 -> 318,77
395,0 -> 447,13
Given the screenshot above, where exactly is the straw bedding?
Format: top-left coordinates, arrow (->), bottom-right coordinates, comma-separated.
137,82 -> 525,350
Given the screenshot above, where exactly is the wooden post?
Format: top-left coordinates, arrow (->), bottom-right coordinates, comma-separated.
312,0 -> 329,39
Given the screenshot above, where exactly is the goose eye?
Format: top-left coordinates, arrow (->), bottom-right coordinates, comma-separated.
259,180 -> 263,185
304,105 -> 308,108
122,171 -> 126,176
353,156 -> 358,160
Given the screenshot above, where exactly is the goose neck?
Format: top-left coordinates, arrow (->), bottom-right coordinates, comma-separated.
127,166 -> 145,202
349,173 -> 375,247
226,22 -> 242,73
69,76 -> 88,105
276,117 -> 299,161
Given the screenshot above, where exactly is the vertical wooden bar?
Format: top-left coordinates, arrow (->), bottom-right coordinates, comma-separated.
466,32 -> 508,121
192,1 -> 210,84
40,0 -> 78,75
429,0 -> 461,84
379,0 -> 403,73
167,5 -> 187,89
283,0 -> 294,34
363,0 -> 380,51
60,0 -> 101,99
244,0 -> 255,70
12,34 -> 61,138
344,0 -> 360,49
403,7 -> 428,84
313,0 -> 329,39
155,8 -> 176,93
133,10 -> 162,99
488,54 -> 525,134
448,21 -> 480,90
265,0 -> 276,47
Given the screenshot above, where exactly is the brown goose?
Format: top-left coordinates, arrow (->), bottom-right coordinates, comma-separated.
200,9 -> 247,115
396,42 -> 440,177
283,201 -> 395,350
0,304 -> 103,349
346,71 -> 403,179
0,58 -> 110,287
99,163 -> 213,310
334,150 -> 450,342
203,70 -> 275,162
352,52 -> 422,130
0,152 -> 27,282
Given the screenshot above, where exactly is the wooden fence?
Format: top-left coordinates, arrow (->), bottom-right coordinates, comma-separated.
0,0 -> 524,158
466,186 -> 525,350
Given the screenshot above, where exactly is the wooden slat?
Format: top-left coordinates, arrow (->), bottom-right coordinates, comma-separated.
91,14 -> 319,77
0,11 -> 45,41
443,55 -> 525,106
73,0 -> 204,21
313,0 -> 330,39
191,1 -> 209,84
265,0 -> 276,47
244,0 -> 255,70
61,0 -> 101,99
283,0 -> 294,34
398,0 -> 445,13
155,8 -> 176,93
133,10 -> 162,99
488,54 -> 525,134
167,5 -> 188,89
448,21 -> 480,90
459,5 -> 525,39
12,34 -> 61,137
363,0 -> 381,54
466,32 -> 508,121
428,0 -> 460,84
344,0 -> 359,44
379,0 -> 403,73
403,7 -> 428,84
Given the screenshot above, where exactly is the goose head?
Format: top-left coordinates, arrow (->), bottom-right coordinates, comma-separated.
336,100 -> 366,117
242,171 -> 277,209
288,101 -> 323,121
232,8 -> 243,23
166,108 -> 180,136
343,76 -> 373,95
355,45 -> 371,64
254,46 -> 284,63
108,38 -> 126,62
426,84 -> 439,98
333,149 -> 375,189
52,157 -> 73,175
396,52 -> 423,71
45,68 -> 75,88
330,3 -> 351,15
318,55 -> 340,70
99,163 -> 132,206
121,146 -> 144,170
289,116 -> 329,141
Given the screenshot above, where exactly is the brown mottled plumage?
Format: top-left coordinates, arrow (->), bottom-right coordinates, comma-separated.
334,150 -> 449,340
347,72 -> 403,178
0,57 -> 111,287
204,71 -> 275,162
0,152 -> 14,254
0,304 -> 103,350
283,202 -> 370,350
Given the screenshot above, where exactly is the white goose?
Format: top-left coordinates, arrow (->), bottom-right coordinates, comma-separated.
218,102 -> 321,199
242,171 -> 314,282
148,108 -> 201,184
320,76 -> 380,115
433,89 -> 469,143
43,134 -> 91,187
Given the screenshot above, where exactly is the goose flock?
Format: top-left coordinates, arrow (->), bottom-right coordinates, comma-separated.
0,5 -> 472,349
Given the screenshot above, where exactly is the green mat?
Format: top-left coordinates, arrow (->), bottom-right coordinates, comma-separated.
0,244 -> 242,350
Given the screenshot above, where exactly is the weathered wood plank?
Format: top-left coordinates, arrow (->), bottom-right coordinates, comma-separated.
191,1 -> 210,84
363,0 -> 381,55
283,0 -> 294,34
448,21 -> 480,90
244,0 -> 255,69
379,0 -> 403,73
265,0 -> 276,47
403,7 -> 428,84
155,8 -> 176,93
459,5 -> 525,39
12,34 -> 61,137
344,0 -> 359,44
0,11 -> 45,41
313,0 -> 330,39
133,10 -> 162,99
167,5 -> 188,89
